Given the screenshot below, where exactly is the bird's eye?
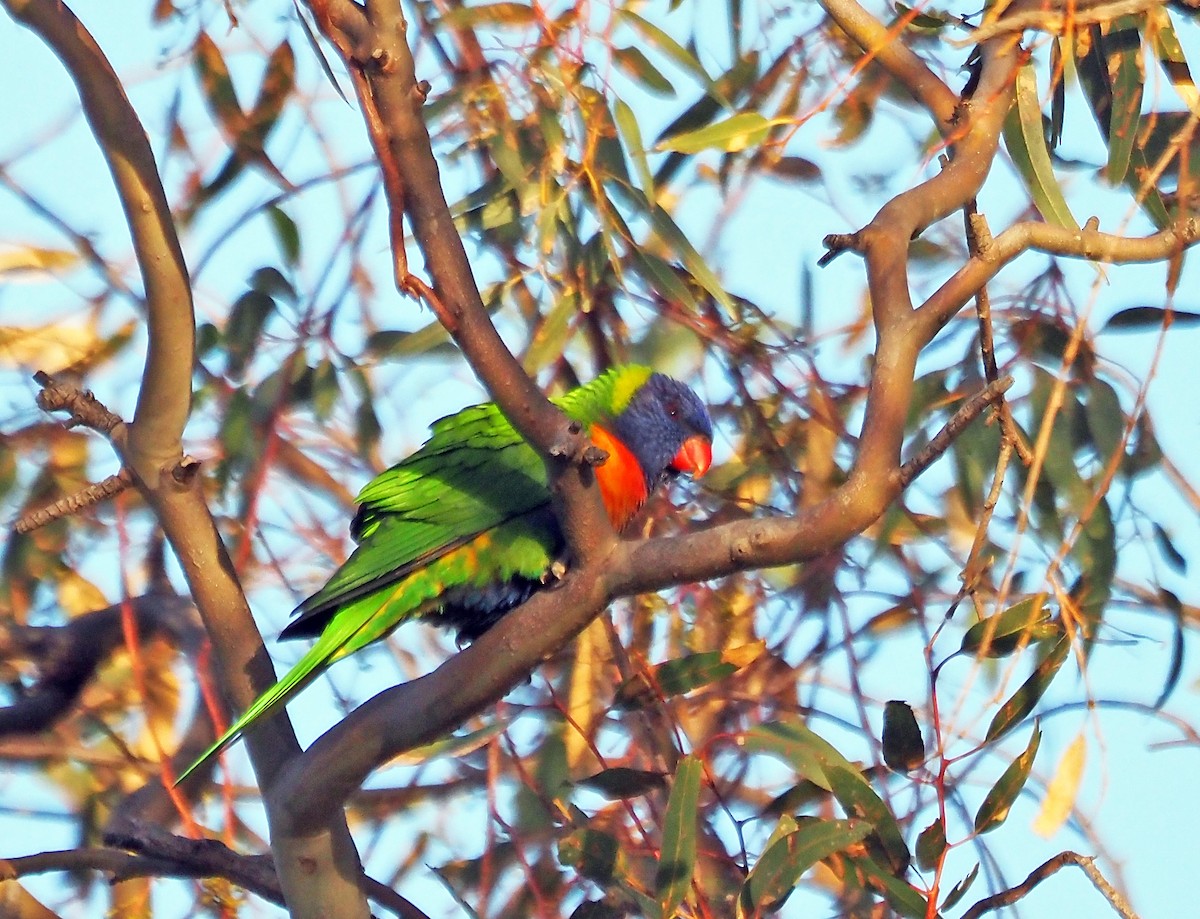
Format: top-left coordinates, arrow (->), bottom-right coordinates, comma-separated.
665,399 -> 680,418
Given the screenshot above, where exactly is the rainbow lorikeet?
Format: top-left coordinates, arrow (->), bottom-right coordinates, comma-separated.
179,365 -> 712,780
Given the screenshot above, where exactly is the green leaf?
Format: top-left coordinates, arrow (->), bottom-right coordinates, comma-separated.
759,155 -> 822,183
881,701 -> 924,772
439,2 -> 537,28
310,358 -> 339,421
628,249 -> 700,313
1003,62 -> 1079,229
985,639 -> 1069,743
975,724 -> 1042,834
1153,524 -> 1188,574
559,827 -> 620,883
1050,38 -> 1066,148
1103,306 -> 1200,330
292,0 -> 349,104
614,97 -> 656,200
744,720 -> 847,791
1147,6 -> 1199,113
894,2 -> 951,31
267,206 -> 301,268
1072,496 -> 1116,625
1102,16 -> 1146,184
1154,588 -> 1185,709
613,46 -> 676,97
388,722 -> 508,766
580,86 -> 632,186
1085,380 -> 1125,463
248,41 -> 296,143
194,31 -> 244,139
655,755 -> 702,918
225,289 -> 275,378
523,291 -> 577,374
579,767 -> 668,800
959,594 -> 1057,658
646,204 -> 734,314
737,818 -> 871,917
915,818 -> 946,871
760,780 -> 827,817
826,765 -> 909,875
366,322 -> 458,360
1076,25 -> 1173,226
614,646 -> 760,709
656,112 -> 771,154
1029,369 -> 1089,513
250,266 -> 296,301
616,10 -> 724,104
570,901 -> 624,919
940,863 -> 980,912
851,854 -> 931,918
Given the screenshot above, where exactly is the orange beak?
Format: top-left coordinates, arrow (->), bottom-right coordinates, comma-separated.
670,434 -> 712,478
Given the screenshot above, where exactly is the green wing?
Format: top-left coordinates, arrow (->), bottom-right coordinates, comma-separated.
177,365 -> 653,783
288,363 -> 651,628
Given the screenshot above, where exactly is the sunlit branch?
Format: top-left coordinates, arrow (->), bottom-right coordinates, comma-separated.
959,850 -> 1139,919
916,216 -> 1200,336
1,845 -> 285,909
820,0 -> 959,133
953,0 -> 1166,48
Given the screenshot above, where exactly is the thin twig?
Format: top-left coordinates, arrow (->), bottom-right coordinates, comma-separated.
963,204 -> 1033,464
960,850 -> 1139,919
958,438 -> 1015,602
897,377 -> 1014,487
13,469 -> 133,533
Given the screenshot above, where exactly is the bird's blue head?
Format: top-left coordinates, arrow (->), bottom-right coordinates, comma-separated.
612,373 -> 713,489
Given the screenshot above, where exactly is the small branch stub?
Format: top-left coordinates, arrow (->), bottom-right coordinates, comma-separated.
34,371 -> 123,435
819,231 -> 865,266
171,456 -> 202,485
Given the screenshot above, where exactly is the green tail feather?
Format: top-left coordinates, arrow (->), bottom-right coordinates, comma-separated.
176,601 -> 385,784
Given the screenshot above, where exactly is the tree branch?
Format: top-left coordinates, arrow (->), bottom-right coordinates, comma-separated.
897,377 -> 1014,487
0,593 -> 198,736
13,469 -> 132,534
0,844 -> 285,909
916,215 -> 1200,337
820,0 -> 959,134
953,0 -> 1165,48
98,820 -> 432,918
960,851 -> 1139,919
